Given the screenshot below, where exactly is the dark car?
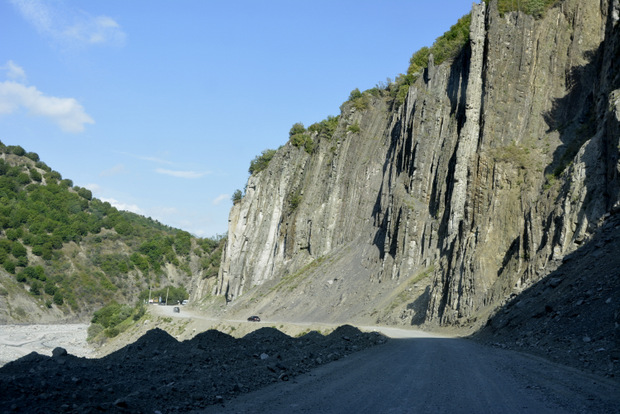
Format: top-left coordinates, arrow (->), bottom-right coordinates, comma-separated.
247,315 -> 260,322
173,307 -> 180,313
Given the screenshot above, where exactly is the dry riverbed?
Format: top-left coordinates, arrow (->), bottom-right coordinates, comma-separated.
0,323 -> 93,367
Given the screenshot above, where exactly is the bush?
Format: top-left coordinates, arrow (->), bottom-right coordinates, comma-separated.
288,123 -> 315,154
130,253 -> 149,274
0,239 -> 11,253
289,122 -> 306,136
17,173 -> 31,185
308,115 -> 339,140
60,178 -> 73,188
174,231 -> 191,257
288,189 -> 302,212
29,170 -> 42,182
8,145 -> 26,156
35,161 -> 51,172
16,256 -> 28,267
87,323 -> 104,340
25,152 -> 40,162
429,14 -> 471,67
348,121 -> 361,134
289,132 -> 307,147
18,266 -> 46,281
104,326 -> 120,338
91,301 -> 133,329
53,291 -> 64,306
133,304 -> 146,321
290,133 -> 314,154
391,13 -> 472,106
29,280 -> 42,295
232,189 -> 243,204
31,245 -> 43,257
487,0 -> 557,18
44,170 -> 62,182
348,88 -> 369,111
2,260 -> 15,274
44,281 -> 56,295
249,149 -> 277,175
77,187 -> 92,201
348,89 -> 363,101
303,137 -> 315,153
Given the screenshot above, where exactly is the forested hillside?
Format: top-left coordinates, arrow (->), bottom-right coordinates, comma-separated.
0,141 -> 224,323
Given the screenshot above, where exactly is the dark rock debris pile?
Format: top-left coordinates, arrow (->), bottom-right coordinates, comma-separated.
0,325 -> 387,413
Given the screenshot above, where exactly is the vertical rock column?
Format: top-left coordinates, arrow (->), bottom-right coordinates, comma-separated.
447,2 -> 486,239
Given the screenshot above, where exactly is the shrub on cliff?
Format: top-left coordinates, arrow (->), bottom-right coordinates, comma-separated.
249,149 -> 277,175
231,189 -> 243,204
348,88 -> 370,111
308,115 -> 339,140
289,122 -> 315,154
348,121 -> 361,134
487,0 -> 558,18
289,122 -> 306,136
391,13 -> 472,105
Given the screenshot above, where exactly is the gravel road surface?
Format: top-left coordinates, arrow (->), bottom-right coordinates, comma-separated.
200,328 -> 620,414
2,308 -> 618,413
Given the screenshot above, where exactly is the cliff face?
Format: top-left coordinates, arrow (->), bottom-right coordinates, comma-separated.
212,0 -> 620,328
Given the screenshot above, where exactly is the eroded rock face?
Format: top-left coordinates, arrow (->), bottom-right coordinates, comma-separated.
214,0 -> 620,328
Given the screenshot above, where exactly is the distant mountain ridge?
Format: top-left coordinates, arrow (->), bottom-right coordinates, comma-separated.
0,141 -> 224,323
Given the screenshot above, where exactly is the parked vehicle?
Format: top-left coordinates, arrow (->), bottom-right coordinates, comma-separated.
247,315 -> 260,322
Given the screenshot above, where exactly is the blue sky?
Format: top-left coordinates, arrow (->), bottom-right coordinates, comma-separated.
0,0 -> 473,238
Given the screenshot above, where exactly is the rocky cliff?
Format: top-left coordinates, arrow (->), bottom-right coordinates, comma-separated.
210,0 -> 620,329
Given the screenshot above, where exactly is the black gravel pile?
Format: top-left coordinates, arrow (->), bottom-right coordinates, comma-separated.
0,325 -> 387,413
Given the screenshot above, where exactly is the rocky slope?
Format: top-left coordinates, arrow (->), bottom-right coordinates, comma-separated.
473,212 -> 620,380
209,0 -> 619,341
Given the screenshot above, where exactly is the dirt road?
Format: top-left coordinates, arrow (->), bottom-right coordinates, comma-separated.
2,308 -> 618,413
199,329 -> 620,414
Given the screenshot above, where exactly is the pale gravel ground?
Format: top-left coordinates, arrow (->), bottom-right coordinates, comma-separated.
0,323 -> 93,367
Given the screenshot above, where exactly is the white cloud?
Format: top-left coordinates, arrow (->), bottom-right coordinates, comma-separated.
63,15 -> 126,47
100,197 -> 142,214
100,164 -> 125,177
137,155 -> 173,165
212,194 -> 229,205
2,61 -> 27,81
0,79 -> 94,133
117,152 -> 174,165
10,0 -> 125,49
85,183 -> 101,192
155,168 -> 210,179
149,206 -> 179,220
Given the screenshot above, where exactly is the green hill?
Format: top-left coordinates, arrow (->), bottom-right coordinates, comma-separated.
0,141 -> 224,323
